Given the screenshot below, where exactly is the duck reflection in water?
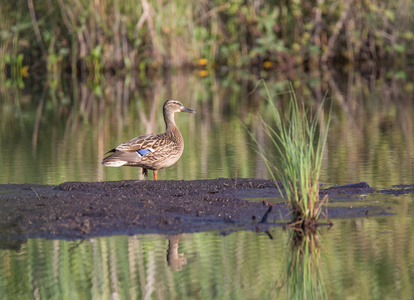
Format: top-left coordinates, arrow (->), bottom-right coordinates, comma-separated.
167,235 -> 187,271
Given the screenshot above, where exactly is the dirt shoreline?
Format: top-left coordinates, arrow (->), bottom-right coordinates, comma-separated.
0,178 -> 411,247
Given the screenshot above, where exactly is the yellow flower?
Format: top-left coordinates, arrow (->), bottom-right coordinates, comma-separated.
21,65 -> 30,78
198,70 -> 208,77
198,58 -> 208,66
263,61 -> 273,69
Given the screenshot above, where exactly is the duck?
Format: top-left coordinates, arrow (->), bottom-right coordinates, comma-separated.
102,99 -> 196,180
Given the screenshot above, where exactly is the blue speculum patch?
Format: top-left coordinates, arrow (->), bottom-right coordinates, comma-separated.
137,149 -> 151,156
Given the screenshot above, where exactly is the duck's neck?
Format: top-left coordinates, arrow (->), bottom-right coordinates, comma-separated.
164,112 -> 182,140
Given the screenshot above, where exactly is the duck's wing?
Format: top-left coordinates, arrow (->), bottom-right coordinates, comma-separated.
114,133 -> 164,152
102,133 -> 171,166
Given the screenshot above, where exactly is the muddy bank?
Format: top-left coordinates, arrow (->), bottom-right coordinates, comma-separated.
0,179 -> 408,245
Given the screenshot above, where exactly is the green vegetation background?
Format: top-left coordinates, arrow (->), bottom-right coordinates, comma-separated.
1,0 -> 413,83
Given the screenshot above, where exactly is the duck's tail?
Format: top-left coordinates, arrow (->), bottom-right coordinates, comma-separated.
101,150 -> 139,167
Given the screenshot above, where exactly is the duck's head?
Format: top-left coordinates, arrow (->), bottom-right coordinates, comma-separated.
164,99 -> 196,114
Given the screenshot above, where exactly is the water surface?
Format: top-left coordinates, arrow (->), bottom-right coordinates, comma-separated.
1,69 -> 414,298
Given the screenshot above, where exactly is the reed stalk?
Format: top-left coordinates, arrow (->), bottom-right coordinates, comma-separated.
252,82 -> 331,227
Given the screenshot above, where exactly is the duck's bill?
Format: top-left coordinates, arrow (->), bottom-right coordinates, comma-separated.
181,106 -> 196,113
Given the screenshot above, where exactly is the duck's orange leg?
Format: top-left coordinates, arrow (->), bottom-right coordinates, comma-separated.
154,170 -> 158,181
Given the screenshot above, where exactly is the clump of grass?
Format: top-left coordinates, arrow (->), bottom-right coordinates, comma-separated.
253,83 -> 331,228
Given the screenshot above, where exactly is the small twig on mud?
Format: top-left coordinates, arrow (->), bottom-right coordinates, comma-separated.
260,206 -> 273,223
31,187 -> 41,201
68,219 -> 91,234
132,214 -> 140,224
263,199 -> 275,207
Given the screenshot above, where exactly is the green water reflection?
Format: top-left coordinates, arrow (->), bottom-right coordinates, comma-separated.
286,230 -> 327,300
1,194 -> 413,299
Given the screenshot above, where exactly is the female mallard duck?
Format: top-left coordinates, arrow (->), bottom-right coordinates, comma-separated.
102,99 -> 196,180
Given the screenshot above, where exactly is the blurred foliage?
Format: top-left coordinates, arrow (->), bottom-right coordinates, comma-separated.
1,0 -> 413,83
